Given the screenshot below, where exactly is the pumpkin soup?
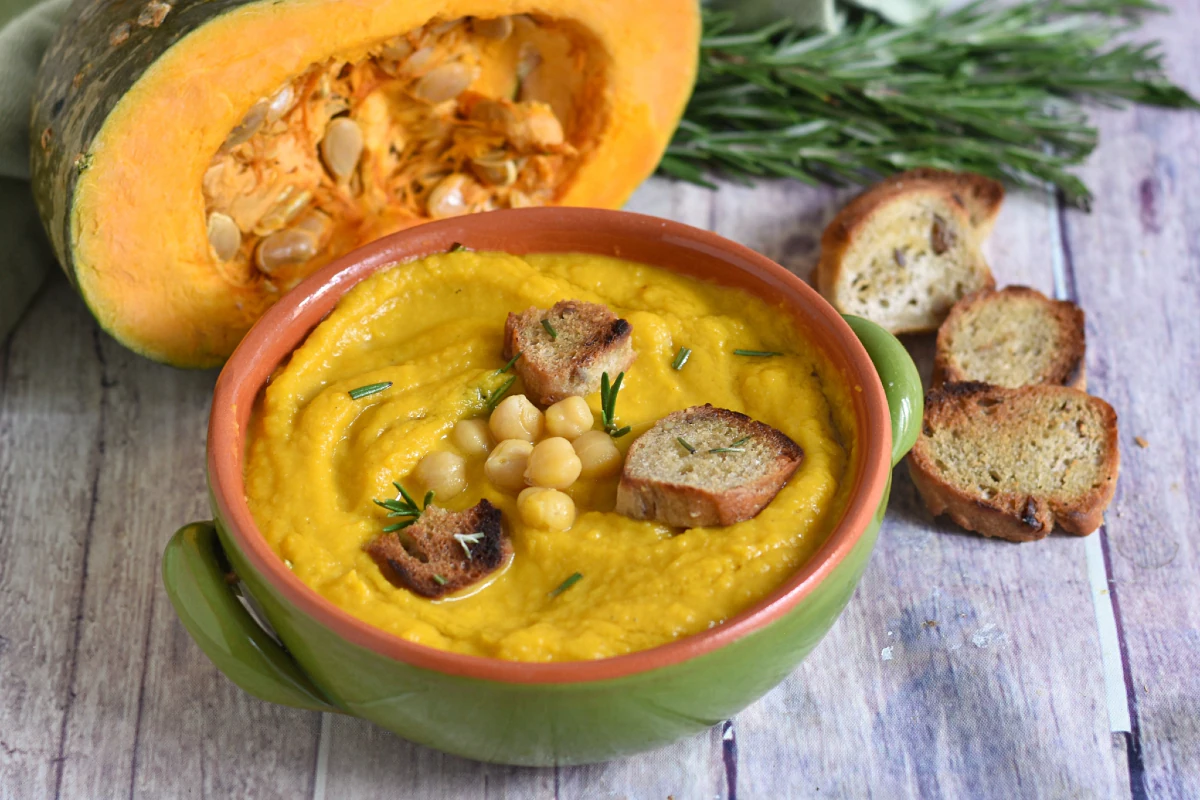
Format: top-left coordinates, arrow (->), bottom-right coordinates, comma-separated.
244,250 -> 858,661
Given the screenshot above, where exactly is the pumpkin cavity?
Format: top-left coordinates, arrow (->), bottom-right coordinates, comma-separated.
202,15 -> 602,289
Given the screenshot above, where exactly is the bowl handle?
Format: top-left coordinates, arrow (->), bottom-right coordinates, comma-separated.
842,315 -> 923,467
162,522 -> 340,713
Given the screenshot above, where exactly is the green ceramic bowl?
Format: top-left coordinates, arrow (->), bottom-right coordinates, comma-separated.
162,208 -> 921,766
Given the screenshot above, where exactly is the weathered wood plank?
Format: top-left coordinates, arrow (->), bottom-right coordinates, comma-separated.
718,185 -> 1131,797
1058,4 -> 1200,793
0,280 -> 103,800
72,348 -> 325,799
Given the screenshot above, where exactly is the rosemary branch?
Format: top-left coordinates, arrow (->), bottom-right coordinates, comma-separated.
661,0 -> 1198,208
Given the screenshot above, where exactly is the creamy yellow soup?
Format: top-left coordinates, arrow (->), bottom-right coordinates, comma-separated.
245,251 -> 858,661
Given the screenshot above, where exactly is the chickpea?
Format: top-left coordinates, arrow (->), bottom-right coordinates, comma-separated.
453,418 -> 493,456
518,487 -> 576,532
485,438 -> 534,492
524,437 -> 582,489
489,394 -> 543,442
544,395 -> 594,440
415,451 -> 466,500
572,430 -> 623,477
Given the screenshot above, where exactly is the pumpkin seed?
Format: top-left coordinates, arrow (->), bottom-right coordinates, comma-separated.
206,212 -> 241,261
470,152 -> 517,187
293,209 -> 333,242
222,100 -> 268,150
426,174 -> 476,218
427,19 -> 460,36
265,84 -> 295,124
379,38 -> 413,62
471,16 -> 512,40
256,228 -> 317,274
320,118 -> 364,182
404,46 -> 435,73
254,187 -> 312,235
413,61 -> 476,103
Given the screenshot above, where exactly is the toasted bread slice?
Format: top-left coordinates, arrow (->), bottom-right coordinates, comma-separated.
907,383 -> 1119,542
366,499 -> 509,598
881,169 -> 1005,239
818,181 -> 995,334
504,300 -> 636,406
934,286 -> 1087,390
615,405 -> 803,528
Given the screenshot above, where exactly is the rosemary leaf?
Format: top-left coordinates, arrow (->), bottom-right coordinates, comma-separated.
677,436 -> 697,454
498,351 -> 523,373
348,381 -> 392,400
541,319 -> 558,340
671,346 -> 692,370
433,574 -> 448,586
484,375 -> 518,411
734,349 -> 783,357
663,1 -> 1199,208
549,572 -> 583,598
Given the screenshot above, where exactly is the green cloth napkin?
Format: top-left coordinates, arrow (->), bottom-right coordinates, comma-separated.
1,0 -> 67,345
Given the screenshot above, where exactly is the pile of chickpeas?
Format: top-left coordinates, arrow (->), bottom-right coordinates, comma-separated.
412,393 -> 623,532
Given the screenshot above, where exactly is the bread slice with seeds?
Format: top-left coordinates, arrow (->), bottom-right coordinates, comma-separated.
366,499 -> 509,598
504,300 -> 636,406
907,383 -> 1119,542
615,405 -> 803,528
817,180 -> 995,334
881,169 -> 1005,239
934,286 -> 1087,390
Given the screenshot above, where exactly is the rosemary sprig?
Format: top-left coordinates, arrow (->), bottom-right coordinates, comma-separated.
484,375 -> 518,411
349,381 -> 392,400
541,319 -> 558,340
498,351 -> 522,373
374,483 -> 432,532
549,572 -> 583,598
662,1 -> 1198,208
734,349 -> 782,357
600,372 -> 631,437
671,346 -> 692,370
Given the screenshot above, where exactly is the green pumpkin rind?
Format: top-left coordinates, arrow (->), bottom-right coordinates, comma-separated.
31,0 -> 248,301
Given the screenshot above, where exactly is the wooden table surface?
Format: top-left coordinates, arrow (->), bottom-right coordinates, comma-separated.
3,8 -> 1199,798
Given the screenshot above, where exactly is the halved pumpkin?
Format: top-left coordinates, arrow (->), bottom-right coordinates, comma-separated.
31,0 -> 699,367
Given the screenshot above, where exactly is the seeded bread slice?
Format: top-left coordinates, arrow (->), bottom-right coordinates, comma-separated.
881,169 -> 1005,239
907,383 -> 1119,542
817,180 -> 995,334
934,286 -> 1087,390
615,405 -> 803,528
366,500 -> 509,598
504,300 -> 636,406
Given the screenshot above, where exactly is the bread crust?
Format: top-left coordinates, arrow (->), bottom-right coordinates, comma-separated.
933,286 -> 1088,390
366,499 -> 510,598
816,179 -> 995,335
881,169 -> 1005,239
503,300 -> 635,406
906,383 -> 1120,542
615,405 -> 803,528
